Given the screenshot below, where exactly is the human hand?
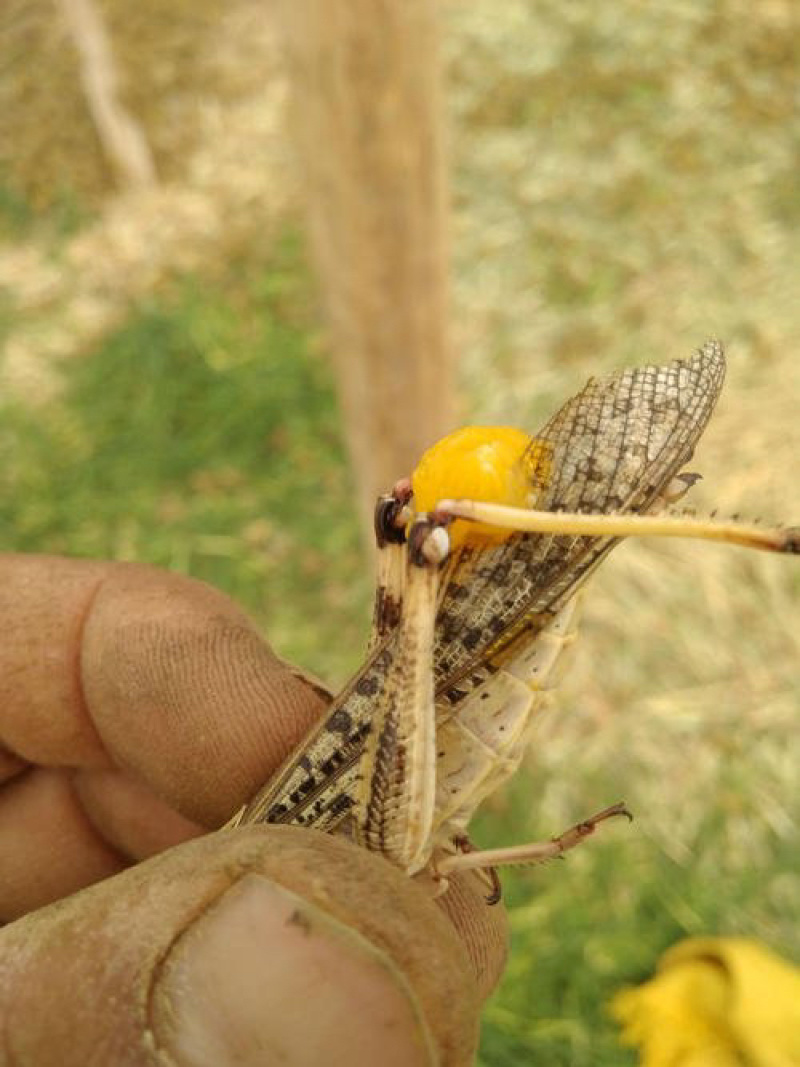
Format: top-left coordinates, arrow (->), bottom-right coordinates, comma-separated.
0,555 -> 507,1066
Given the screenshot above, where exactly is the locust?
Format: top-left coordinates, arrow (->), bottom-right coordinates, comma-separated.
229,340 -> 798,899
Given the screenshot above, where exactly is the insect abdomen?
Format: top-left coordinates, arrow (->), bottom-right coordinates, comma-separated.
431,597 -> 581,844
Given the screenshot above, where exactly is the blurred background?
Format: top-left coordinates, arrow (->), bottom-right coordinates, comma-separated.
1,1 -> 799,1063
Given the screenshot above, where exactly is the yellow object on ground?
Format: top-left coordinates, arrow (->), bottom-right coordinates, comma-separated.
612,937 -> 800,1066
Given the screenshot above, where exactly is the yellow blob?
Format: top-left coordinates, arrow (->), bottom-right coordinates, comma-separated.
411,426 -> 551,549
611,937 -> 800,1067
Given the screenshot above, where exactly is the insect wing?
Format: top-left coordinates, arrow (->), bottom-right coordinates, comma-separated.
433,340 -> 726,705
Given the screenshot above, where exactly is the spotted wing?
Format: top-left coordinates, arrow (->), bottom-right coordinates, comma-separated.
433,340 -> 726,705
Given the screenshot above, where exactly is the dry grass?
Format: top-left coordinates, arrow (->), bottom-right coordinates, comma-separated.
0,0 -> 294,398
440,0 -> 800,885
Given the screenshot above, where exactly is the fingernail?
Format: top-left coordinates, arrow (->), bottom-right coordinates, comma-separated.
150,874 -> 437,1067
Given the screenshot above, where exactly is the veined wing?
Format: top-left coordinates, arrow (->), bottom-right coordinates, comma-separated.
235,641 -> 396,830
433,340 -> 726,705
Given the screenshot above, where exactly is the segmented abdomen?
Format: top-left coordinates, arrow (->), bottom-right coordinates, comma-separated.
431,596 -> 581,850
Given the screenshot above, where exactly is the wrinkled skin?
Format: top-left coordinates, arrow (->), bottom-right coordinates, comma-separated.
0,556 -> 507,1066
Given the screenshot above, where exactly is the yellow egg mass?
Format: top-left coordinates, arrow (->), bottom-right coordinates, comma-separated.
411,425 -> 551,549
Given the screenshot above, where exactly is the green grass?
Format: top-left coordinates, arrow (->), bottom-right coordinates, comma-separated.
475,778 -> 800,1065
0,234 -> 371,682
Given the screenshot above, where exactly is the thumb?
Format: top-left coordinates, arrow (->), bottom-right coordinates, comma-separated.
1,826 -> 482,1066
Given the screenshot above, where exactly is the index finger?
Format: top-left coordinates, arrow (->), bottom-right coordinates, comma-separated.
0,553 -> 329,826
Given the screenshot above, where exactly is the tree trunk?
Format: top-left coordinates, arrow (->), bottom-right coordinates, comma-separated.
277,0 -> 455,543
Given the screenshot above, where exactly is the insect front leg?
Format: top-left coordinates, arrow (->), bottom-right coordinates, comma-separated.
354,517 -> 449,875
435,803 -> 633,879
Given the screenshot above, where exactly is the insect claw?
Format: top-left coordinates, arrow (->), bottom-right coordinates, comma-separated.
549,801 -> 633,853
590,801 -> 634,824
484,868 -> 503,905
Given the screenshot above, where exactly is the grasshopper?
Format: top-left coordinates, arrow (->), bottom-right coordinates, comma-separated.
229,341 -> 798,899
